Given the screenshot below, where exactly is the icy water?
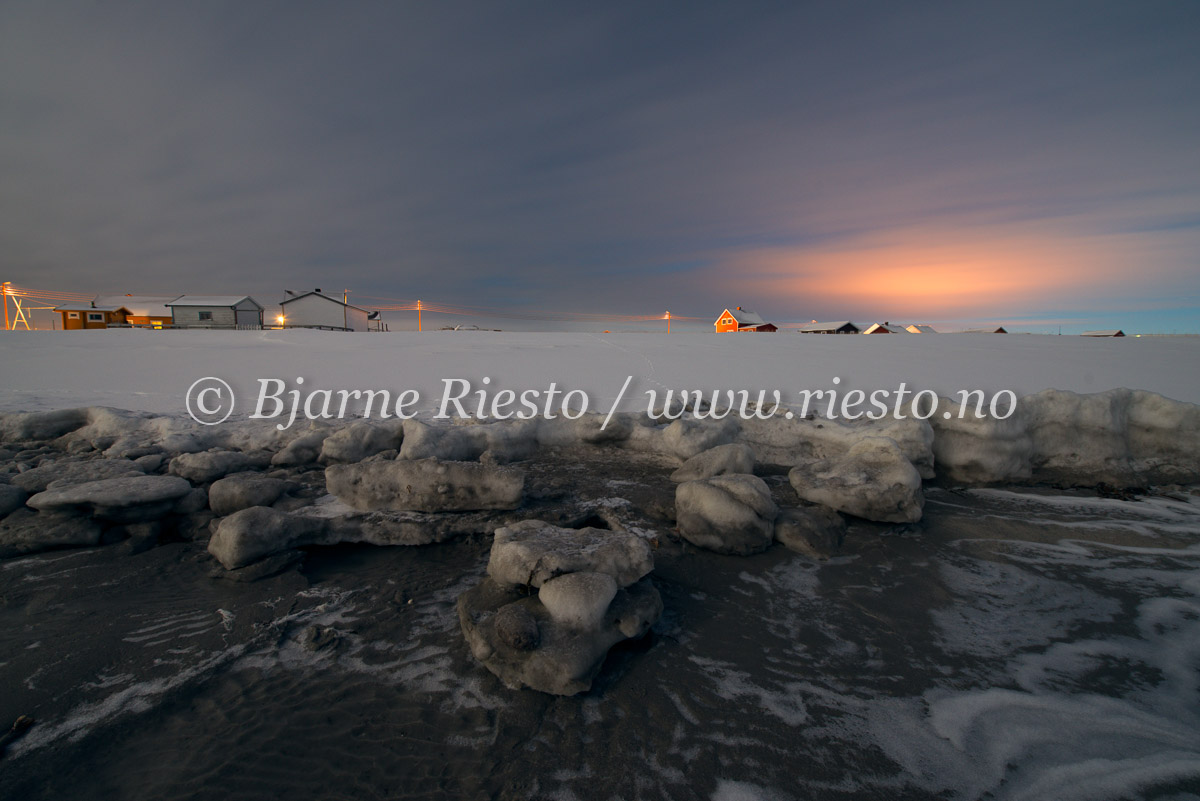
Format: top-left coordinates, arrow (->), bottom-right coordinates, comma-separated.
2,488 -> 1199,800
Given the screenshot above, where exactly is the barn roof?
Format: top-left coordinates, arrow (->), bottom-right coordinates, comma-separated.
863,322 -> 907,334
717,307 -> 767,326
280,290 -> 368,312
906,324 -> 938,333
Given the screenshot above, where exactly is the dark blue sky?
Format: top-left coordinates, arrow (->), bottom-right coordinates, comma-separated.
2,1 -> 1198,332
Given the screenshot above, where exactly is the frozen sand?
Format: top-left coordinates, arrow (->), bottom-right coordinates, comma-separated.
1,329 -> 1197,415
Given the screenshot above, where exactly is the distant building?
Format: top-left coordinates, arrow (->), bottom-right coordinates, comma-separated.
98,295 -> 175,328
279,290 -> 369,331
798,321 -> 859,334
905,324 -> 938,334
367,311 -> 389,332
862,322 -> 907,334
54,303 -> 130,330
961,326 -> 1008,334
1081,329 -> 1125,337
168,296 -> 263,329
714,307 -> 777,333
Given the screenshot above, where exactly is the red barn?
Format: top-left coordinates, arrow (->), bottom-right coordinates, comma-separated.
714,307 -> 777,333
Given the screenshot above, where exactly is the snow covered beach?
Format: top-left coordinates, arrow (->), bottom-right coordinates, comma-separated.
2,330 -> 1200,799
1,329 -> 1198,415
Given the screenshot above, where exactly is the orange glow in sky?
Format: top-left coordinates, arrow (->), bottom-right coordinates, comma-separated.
704,222 -> 1195,319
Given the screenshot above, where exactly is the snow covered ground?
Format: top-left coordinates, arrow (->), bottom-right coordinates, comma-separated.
1,329 -> 1197,416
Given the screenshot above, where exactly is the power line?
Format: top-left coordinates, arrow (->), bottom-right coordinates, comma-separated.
354,294 -> 705,322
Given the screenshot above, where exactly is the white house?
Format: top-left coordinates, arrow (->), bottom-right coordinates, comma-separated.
168,296 -> 264,328
279,290 -> 370,331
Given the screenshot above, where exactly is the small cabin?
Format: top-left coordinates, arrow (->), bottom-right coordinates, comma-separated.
279,290 -> 370,331
1081,329 -> 1125,337
714,307 -> 777,333
862,322 -> 907,334
98,295 -> 175,328
905,324 -> 938,334
168,296 -> 263,329
54,303 -> 130,330
798,321 -> 859,334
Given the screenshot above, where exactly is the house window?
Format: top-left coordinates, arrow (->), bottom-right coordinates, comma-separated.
68,312 -> 80,319
87,313 -> 104,322
198,311 -> 213,321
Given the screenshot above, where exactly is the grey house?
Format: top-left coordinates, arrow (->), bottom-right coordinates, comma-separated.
167,295 -> 264,329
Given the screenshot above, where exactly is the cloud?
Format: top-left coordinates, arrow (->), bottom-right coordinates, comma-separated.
0,2 -> 1197,330
689,220 -> 1200,320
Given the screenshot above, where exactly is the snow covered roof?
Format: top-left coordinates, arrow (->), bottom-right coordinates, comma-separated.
798,321 -> 858,333
168,295 -> 263,309
961,327 -> 1008,334
280,290 -> 367,312
96,295 -> 175,318
906,324 -> 938,333
1081,330 -> 1125,337
717,307 -> 767,326
863,322 -> 907,334
54,303 -> 128,312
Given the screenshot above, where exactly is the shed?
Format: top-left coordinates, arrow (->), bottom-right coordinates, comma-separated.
168,296 -> 263,329
279,290 -> 370,331
905,324 -> 938,334
797,321 -> 859,334
714,307 -> 777,333
54,303 -> 130,330
1081,330 -> 1125,337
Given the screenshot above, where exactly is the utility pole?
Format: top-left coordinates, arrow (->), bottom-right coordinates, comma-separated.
666,310 -> 671,334
2,283 -> 9,331
417,299 -> 422,332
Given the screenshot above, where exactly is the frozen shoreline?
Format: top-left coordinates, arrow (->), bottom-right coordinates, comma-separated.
3,334 -> 1200,798
1,329 -> 1198,416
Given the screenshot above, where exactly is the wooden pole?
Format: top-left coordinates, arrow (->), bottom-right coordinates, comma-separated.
417,299 -> 422,332
2,283 -> 9,331
666,310 -> 670,334
12,297 -> 29,330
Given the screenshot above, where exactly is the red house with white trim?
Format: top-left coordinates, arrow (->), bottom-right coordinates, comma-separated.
714,307 -> 777,333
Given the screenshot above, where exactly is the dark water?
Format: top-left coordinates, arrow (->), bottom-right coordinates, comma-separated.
2,487 -> 1199,801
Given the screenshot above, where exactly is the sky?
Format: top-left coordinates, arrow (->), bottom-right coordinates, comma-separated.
2,1 -> 1198,333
